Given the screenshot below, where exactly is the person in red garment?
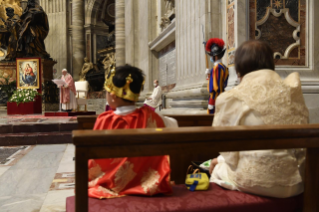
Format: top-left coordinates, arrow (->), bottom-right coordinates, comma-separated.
88,64 -> 177,199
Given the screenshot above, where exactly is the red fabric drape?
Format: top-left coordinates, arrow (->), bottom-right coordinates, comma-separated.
88,106 -> 172,199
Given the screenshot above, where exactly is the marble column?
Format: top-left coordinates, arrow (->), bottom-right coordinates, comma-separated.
159,0 -> 221,115
72,0 -> 85,80
115,0 -> 125,66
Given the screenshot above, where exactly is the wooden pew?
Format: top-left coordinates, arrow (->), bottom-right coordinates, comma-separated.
77,114 -> 214,129
73,125 -> 319,212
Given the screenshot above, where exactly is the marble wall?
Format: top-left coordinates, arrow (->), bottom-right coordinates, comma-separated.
227,1 -> 235,67
122,0 -> 319,119
159,0 -> 223,114
40,0 -> 68,77
245,0 -> 319,123
124,0 -> 156,93
250,0 -> 306,66
158,42 -> 176,90
124,0 -> 226,114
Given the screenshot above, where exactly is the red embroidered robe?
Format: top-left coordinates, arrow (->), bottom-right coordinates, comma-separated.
88,106 -> 172,198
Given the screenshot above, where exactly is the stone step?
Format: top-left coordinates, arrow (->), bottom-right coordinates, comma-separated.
0,131 -> 72,146
0,122 -> 78,134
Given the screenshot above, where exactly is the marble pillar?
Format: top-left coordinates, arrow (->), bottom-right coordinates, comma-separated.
40,0 -> 68,78
72,0 -> 85,81
116,0 -> 125,66
160,0 -> 221,114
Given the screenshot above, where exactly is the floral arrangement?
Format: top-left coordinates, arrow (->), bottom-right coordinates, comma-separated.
9,88 -> 40,105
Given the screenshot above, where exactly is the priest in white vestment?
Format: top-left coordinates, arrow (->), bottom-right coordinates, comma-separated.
209,40 -> 309,198
60,69 -> 77,111
144,80 -> 162,111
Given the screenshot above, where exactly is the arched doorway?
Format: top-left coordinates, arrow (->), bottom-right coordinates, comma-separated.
85,0 -> 115,64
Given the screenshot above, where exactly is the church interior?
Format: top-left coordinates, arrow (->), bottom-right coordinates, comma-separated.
0,0 -> 319,211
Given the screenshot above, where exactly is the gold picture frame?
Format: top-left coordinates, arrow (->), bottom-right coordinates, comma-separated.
16,58 -> 41,89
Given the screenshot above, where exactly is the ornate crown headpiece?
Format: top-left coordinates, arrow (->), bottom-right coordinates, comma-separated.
104,68 -> 145,102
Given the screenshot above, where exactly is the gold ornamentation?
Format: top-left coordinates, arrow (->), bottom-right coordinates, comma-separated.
147,115 -> 158,128
104,69 -> 144,102
273,0 -> 282,9
112,161 -> 136,193
88,160 -> 105,188
141,168 -> 160,195
97,186 -> 119,197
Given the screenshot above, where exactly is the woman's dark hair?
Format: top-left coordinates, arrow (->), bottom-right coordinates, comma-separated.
235,40 -> 275,77
112,64 -> 145,102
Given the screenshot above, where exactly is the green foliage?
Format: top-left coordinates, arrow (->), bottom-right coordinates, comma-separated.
9,88 -> 40,105
0,77 -> 16,101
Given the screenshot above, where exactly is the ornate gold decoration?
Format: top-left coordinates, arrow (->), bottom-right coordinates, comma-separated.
255,7 -> 300,59
104,69 -> 145,102
112,161 -> 136,193
141,168 -> 160,195
273,0 -> 282,9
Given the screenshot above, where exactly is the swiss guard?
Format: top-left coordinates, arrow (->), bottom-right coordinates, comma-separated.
205,38 -> 229,114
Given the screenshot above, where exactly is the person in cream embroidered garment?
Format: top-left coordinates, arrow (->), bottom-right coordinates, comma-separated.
210,40 -> 309,198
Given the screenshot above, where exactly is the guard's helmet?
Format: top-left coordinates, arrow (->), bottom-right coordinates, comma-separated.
206,38 -> 226,57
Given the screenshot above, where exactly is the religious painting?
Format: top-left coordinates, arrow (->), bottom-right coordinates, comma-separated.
16,58 -> 40,89
249,0 -> 306,66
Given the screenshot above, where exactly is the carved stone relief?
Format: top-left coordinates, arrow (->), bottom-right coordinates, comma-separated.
250,0 -> 306,66
160,0 -> 175,31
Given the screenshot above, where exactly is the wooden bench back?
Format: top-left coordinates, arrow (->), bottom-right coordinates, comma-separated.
77,114 -> 214,129
73,124 -> 319,212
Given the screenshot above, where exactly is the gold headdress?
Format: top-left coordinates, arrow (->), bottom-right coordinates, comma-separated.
104,68 -> 145,102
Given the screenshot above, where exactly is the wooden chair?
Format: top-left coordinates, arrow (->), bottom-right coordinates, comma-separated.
77,114 -> 214,130
72,124 -> 319,211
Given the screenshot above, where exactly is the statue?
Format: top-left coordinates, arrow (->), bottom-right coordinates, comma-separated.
102,52 -> 115,77
17,0 -> 50,58
79,57 -> 94,81
0,7 -> 20,60
160,0 -> 175,31
160,16 -> 171,31
164,0 -> 174,14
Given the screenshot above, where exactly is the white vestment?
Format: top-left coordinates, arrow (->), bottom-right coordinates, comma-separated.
61,90 -> 77,110
144,86 -> 162,108
61,74 -> 77,111
211,69 -> 309,198
114,105 -> 178,128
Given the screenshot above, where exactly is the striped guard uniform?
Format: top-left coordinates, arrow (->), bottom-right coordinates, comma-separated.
207,62 -> 229,114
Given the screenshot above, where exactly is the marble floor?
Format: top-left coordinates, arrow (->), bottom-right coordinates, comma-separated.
0,144 -> 75,212
0,114 -> 77,125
